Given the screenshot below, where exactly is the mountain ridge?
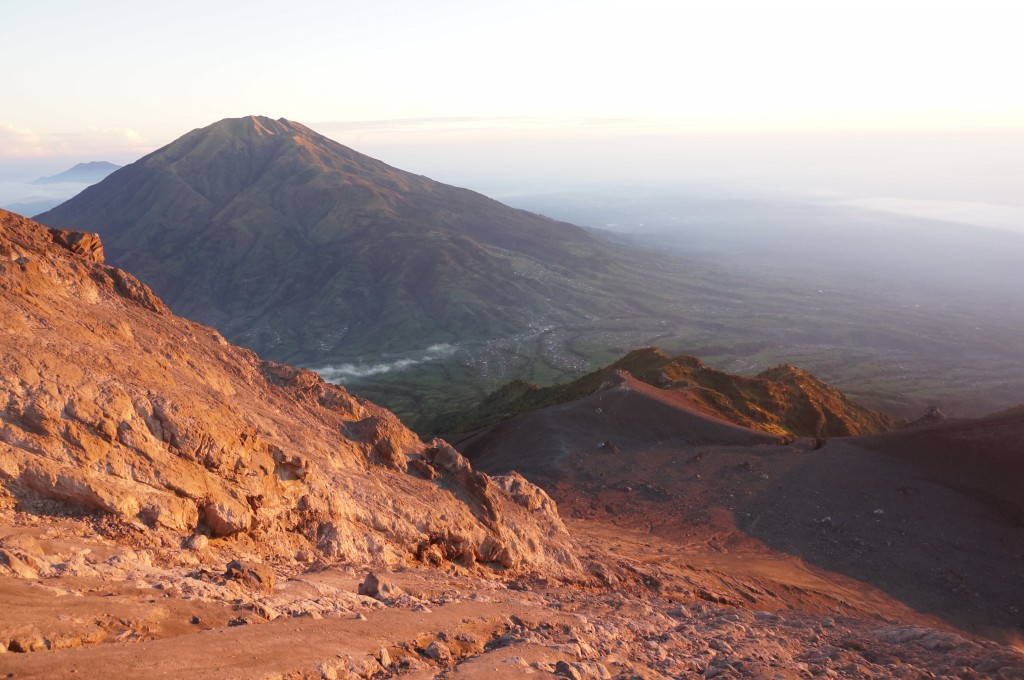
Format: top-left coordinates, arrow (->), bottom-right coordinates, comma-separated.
441,346 -> 894,438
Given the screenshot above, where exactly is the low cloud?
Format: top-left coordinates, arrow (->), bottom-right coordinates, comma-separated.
843,197 -> 1024,234
0,122 -> 150,161
311,117 -> 527,134
313,344 -> 457,382
0,180 -> 86,212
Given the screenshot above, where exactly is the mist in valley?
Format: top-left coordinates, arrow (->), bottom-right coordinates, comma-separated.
492,184 -> 1024,420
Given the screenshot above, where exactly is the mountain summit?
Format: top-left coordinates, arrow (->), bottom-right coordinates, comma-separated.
38,116 -> 636,363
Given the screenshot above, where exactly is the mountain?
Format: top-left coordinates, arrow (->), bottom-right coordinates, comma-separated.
0,208 -> 576,575
440,347 -> 894,437
36,116 -> 662,365
32,160 -> 121,185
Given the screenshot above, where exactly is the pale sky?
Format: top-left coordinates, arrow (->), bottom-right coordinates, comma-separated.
3,0 -> 1023,202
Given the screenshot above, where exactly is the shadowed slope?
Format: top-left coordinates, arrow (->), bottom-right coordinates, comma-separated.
854,406 -> 1024,525
740,425 -> 1024,642
458,359 -> 1022,642
458,371 -> 781,483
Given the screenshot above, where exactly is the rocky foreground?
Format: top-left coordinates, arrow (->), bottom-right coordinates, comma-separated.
2,512 -> 1022,679
1,208 -> 1023,678
0,209 -> 574,576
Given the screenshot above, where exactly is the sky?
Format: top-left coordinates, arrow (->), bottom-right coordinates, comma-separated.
2,0 -> 1023,205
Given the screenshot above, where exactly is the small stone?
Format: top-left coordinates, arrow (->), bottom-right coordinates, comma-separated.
354,613 -> 367,621
253,602 -> 280,621
357,572 -> 401,599
190,615 -> 202,625
185,534 -> 209,551
554,660 -> 584,680
378,647 -> 391,667
425,641 -> 452,662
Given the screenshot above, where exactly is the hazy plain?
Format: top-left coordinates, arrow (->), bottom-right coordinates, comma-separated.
333,175 -> 1024,431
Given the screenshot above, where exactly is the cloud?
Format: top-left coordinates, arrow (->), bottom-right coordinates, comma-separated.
0,123 -> 151,160
57,126 -> 152,153
0,122 -> 47,158
309,116 -> 661,141
311,116 -> 526,133
312,344 -> 458,382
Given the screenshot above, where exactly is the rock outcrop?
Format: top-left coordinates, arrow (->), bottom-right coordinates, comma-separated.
0,209 -> 578,576
47,227 -> 104,263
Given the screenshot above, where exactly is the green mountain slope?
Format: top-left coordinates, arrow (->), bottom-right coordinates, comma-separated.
440,347 -> 894,438
37,116 -> 656,363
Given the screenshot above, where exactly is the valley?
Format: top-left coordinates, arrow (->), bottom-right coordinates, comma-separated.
337,243 -> 1024,432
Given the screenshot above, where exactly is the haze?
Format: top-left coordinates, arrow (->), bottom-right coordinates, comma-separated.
3,0 -> 1023,208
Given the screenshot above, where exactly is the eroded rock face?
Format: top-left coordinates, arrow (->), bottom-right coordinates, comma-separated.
48,228 -> 104,263
0,209 -> 579,577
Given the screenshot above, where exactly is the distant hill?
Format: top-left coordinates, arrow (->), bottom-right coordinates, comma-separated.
37,116 -> 669,364
442,347 -> 894,438
33,161 -> 121,185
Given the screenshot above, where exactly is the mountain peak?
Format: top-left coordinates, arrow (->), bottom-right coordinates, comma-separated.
213,115 -> 301,137
248,114 -> 283,133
